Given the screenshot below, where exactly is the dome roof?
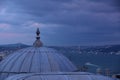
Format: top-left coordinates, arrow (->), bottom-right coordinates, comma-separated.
5,72 -> 114,80
0,47 -> 77,80
0,47 -> 76,72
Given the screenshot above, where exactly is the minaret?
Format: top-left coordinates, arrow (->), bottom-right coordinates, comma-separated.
33,28 -> 43,47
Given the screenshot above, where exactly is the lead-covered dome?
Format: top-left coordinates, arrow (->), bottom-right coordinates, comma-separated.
0,47 -> 77,73
0,47 -> 77,80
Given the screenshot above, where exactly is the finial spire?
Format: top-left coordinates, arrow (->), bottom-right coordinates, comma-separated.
36,28 -> 40,40
33,28 -> 43,47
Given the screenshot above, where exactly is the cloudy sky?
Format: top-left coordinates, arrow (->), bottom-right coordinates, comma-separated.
0,0 -> 120,46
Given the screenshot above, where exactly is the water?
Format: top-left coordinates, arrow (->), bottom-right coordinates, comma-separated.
53,46 -> 120,75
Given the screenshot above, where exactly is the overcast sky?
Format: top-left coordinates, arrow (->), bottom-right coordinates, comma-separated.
0,0 -> 120,46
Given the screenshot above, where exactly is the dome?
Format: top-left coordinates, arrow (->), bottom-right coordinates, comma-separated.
0,47 -> 77,80
0,47 -> 77,72
5,72 -> 114,80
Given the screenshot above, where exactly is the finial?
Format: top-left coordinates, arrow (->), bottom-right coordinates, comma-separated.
36,28 -> 40,40
33,28 -> 43,47
36,28 -> 40,36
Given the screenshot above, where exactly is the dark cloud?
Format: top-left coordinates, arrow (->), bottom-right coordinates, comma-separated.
0,0 -> 120,45
88,0 -> 120,11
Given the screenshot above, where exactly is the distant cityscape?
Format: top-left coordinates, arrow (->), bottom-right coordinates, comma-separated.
0,43 -> 120,60
0,43 -> 120,59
